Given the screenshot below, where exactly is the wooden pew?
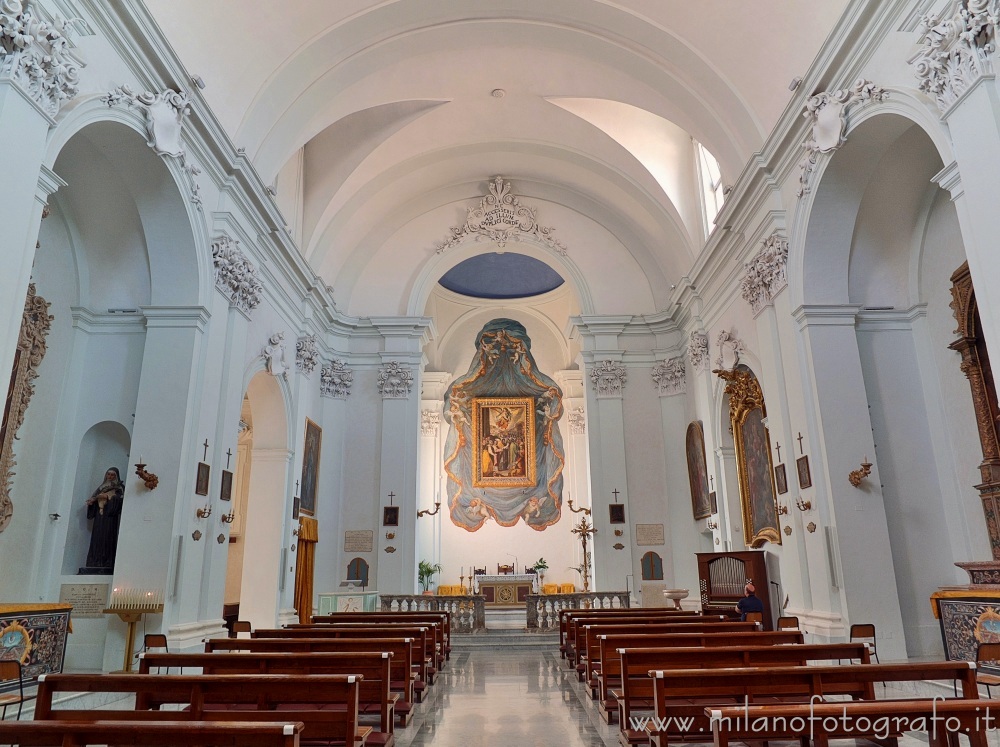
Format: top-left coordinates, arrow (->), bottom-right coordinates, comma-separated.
204,637 -> 416,726
643,661 -> 979,747
0,720 -> 305,746
139,651 -> 397,746
285,621 -> 446,673
567,616 -> 729,669
253,626 -> 436,691
611,641 -> 864,736
560,610 -> 710,660
34,673 -> 369,747
575,621 -> 760,681
311,612 -> 452,661
708,698 -> 1000,747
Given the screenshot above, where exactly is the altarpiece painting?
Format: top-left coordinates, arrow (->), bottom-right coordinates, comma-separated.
717,366 -> 781,547
685,421 -> 712,520
443,319 -> 565,531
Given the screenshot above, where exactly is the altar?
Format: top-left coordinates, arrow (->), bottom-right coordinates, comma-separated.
317,591 -> 379,614
474,574 -> 538,607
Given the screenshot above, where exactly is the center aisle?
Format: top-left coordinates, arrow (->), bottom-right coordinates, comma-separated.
396,647 -> 618,747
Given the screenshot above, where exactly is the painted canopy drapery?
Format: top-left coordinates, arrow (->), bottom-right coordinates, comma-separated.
444,319 -> 565,531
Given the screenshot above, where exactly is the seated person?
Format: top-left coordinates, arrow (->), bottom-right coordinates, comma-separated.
736,583 -> 764,621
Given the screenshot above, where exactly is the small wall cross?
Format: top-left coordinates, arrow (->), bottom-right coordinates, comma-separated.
388,491 -> 396,506
611,488 -> 620,503
202,439 -> 209,461
797,432 -> 804,455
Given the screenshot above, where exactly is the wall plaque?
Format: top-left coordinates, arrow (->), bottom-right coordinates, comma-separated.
636,524 -> 665,546
344,530 -> 373,553
58,583 -> 109,618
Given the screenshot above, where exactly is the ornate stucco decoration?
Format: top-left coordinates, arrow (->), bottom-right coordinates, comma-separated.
421,409 -> 441,436
101,84 -> 202,209
0,1 -> 83,119
688,332 -> 709,371
1,283 -> 53,532
740,232 -> 789,315
568,407 -> 586,435
911,1 -> 999,113
212,235 -> 263,314
262,332 -> 288,380
714,329 -> 745,371
437,176 -> 568,255
320,358 -> 353,399
798,79 -> 888,197
652,356 -> 686,396
590,360 -> 627,398
295,335 -> 320,376
378,361 -> 413,399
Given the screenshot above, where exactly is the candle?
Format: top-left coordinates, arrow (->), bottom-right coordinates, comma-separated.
139,454 -> 143,464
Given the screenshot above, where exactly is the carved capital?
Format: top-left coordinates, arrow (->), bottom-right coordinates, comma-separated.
320,358 -> 353,399
421,409 -> 441,436
910,1 -> 999,113
688,332 -> 709,371
590,359 -> 627,398
568,407 -> 586,435
212,235 -> 263,314
295,335 -> 320,376
0,1 -> 83,118
437,176 -> 568,255
740,232 -> 789,315
378,361 -> 413,399
651,356 -> 686,396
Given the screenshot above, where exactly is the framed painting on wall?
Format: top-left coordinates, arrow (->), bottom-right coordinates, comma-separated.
774,464 -> 788,495
718,366 -> 781,547
471,397 -> 536,488
299,418 -> 322,516
383,506 -> 399,526
219,470 -> 233,501
609,504 -> 626,524
796,455 -> 812,489
195,462 -> 210,496
685,421 -> 712,520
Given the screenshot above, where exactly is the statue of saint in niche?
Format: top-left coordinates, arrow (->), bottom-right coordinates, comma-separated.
444,318 -> 565,531
81,467 -> 124,573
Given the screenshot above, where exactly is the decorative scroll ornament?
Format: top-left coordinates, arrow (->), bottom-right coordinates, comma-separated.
101,84 -> 202,209
590,360 -> 627,398
421,409 -> 441,436
212,235 -> 263,314
378,361 -> 413,399
568,407 -> 586,435
652,357 -> 686,397
688,332 -> 709,371
295,335 -> 320,376
740,232 -> 789,315
0,1 -> 83,118
320,358 -> 353,399
910,1 -> 999,113
437,176 -> 568,255
1,283 -> 53,532
263,332 -> 288,380
714,329 -> 745,371
798,79 -> 888,197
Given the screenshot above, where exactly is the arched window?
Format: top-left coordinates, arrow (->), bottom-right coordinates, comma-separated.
641,551 -> 664,580
695,141 -> 725,235
347,557 -> 369,586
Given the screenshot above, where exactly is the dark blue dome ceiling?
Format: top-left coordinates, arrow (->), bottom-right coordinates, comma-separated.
438,253 -> 564,299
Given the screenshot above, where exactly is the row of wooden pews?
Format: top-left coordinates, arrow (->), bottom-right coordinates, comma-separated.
0,609 -> 450,747
559,606 -> 999,747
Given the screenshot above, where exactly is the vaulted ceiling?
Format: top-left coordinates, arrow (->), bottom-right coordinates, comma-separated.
145,0 -> 850,320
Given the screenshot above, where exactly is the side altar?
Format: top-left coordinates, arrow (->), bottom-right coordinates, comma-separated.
931,561 -> 1000,665
474,573 -> 538,607
318,591 -> 379,614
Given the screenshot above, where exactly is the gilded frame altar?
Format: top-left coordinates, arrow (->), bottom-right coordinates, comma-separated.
471,397 -> 536,488
718,367 -> 781,547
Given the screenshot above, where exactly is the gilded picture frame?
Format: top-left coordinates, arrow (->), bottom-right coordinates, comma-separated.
718,367 -> 781,547
471,397 -> 536,488
685,421 -> 712,520
299,418 -> 322,516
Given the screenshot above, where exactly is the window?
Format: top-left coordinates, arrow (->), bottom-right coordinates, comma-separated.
695,141 -> 725,235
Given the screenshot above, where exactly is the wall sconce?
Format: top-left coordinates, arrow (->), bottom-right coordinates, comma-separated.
135,460 -> 159,490
706,516 -> 719,530
567,497 -> 591,515
777,503 -> 789,515
196,504 -> 212,519
48,513 -> 61,521
220,511 -> 235,524
417,501 -> 441,518
848,456 -> 873,487
795,497 -> 812,512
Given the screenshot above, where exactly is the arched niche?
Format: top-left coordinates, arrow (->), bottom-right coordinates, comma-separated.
64,421 -> 131,575
347,558 -> 370,586
641,551 -> 663,581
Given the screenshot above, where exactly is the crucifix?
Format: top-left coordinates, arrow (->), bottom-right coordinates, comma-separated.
202,439 -> 209,461
225,448 -> 233,469
709,475 -> 714,491
797,432 -> 804,455
388,491 -> 395,506
295,480 -> 299,496
571,516 -> 597,594
611,488 -> 620,503
774,442 -> 782,462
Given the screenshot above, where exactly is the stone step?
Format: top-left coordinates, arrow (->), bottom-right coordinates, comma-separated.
451,630 -> 558,649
